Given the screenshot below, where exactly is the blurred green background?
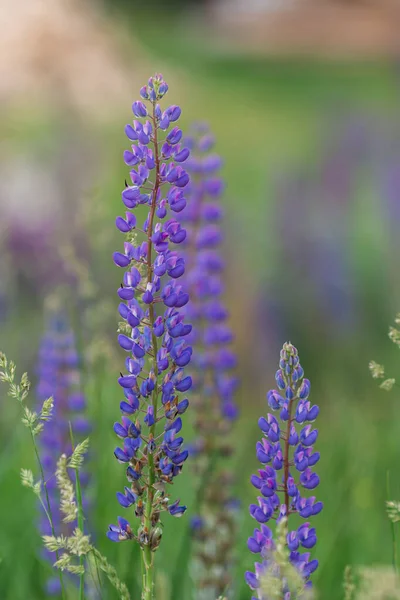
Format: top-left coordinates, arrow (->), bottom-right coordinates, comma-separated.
1,1 -> 400,598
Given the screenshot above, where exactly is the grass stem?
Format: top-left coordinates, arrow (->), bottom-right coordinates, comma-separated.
69,425 -> 86,600
387,471 -> 398,572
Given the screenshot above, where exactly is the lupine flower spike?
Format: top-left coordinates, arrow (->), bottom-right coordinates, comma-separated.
246,342 -> 322,598
36,313 -> 91,595
179,123 -> 239,597
110,74 -> 192,600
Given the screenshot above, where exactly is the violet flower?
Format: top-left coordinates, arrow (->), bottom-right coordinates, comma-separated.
179,124 -> 239,597
246,342 -> 321,598
109,74 -> 192,599
36,313 -> 90,596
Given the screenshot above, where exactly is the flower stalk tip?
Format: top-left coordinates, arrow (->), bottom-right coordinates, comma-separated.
246,343 -> 321,598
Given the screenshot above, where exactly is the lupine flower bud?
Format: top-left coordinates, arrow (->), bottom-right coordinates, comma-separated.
109,75 -> 192,569
246,343 -> 321,597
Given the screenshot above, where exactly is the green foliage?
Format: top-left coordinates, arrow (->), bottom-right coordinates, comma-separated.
370,313 -> 400,392
43,466 -> 131,599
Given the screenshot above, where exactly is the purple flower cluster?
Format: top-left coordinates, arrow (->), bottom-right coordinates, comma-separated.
36,313 -> 90,595
109,75 -> 192,549
179,124 -> 239,595
181,123 -> 238,423
246,342 -> 321,597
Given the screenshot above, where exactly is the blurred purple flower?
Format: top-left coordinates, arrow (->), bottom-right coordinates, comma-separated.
179,123 -> 239,596
36,312 -> 90,595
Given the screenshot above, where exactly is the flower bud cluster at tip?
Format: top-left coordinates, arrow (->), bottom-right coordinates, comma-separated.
109,74 -> 192,546
178,123 -> 240,596
246,342 -> 322,598
36,313 -> 90,595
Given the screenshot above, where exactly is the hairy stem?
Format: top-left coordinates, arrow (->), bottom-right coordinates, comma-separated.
283,397 -> 294,517
141,101 -> 161,600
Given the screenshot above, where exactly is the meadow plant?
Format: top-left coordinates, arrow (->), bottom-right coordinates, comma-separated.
42,442 -> 131,600
59,192 -> 121,370
0,351 -> 67,595
36,313 -> 91,595
1,348 -> 130,599
179,124 -> 239,597
110,74 -> 192,599
246,342 -> 321,598
369,312 -> 400,392
370,312 -> 400,573
350,566 -> 400,599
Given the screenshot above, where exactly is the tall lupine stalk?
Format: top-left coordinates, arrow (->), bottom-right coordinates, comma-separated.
36,313 -> 91,596
109,74 -> 192,600
179,124 -> 239,598
246,343 -> 321,598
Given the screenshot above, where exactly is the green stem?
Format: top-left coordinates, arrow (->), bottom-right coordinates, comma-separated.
142,545 -> 154,600
387,471 -> 398,572
69,425 -> 85,600
31,430 -> 67,599
283,396 -> 294,516
75,472 -> 85,599
141,551 -> 145,595
140,100 -> 161,600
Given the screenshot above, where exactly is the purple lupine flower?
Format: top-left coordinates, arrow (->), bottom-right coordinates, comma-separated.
178,124 -> 239,596
36,313 -> 90,596
246,342 -> 322,597
109,74 -> 192,555
261,116 -> 368,347
380,154 -> 400,225
181,123 -> 239,421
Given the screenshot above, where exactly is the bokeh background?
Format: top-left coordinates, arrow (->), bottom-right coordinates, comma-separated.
1,0 -> 400,598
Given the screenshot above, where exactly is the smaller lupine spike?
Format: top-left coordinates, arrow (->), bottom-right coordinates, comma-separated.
246,342 -> 321,598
